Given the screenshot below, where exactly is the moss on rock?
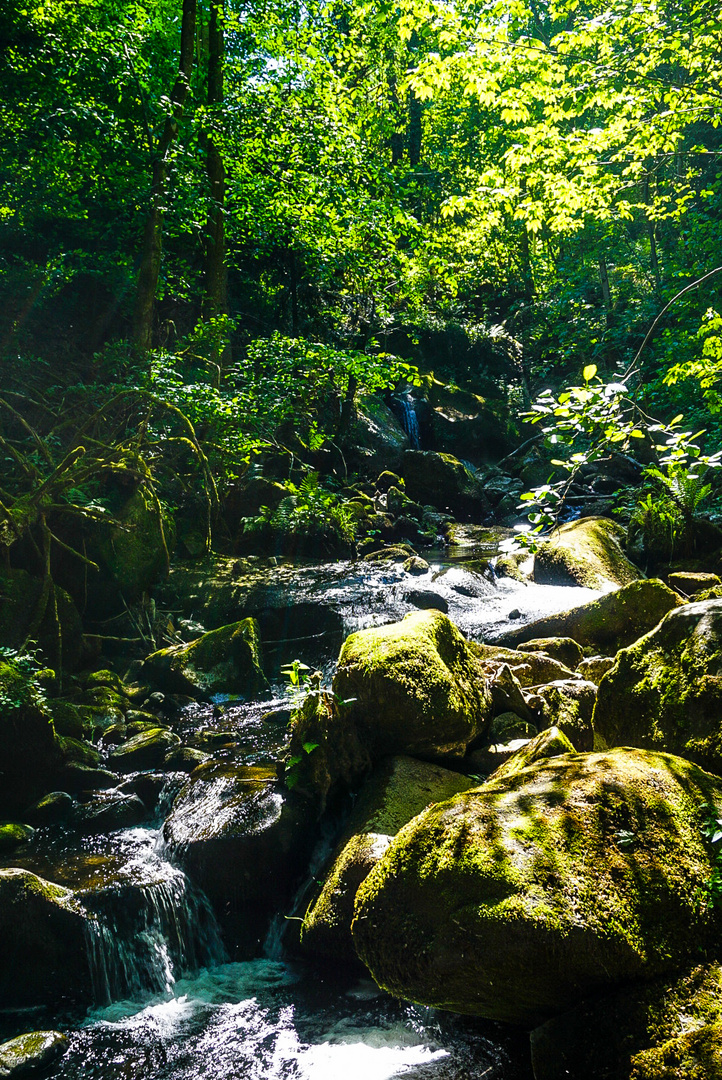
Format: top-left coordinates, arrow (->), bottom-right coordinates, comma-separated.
333,610 -> 492,760
534,516 -> 642,589
0,822 -> 34,852
528,678 -> 597,751
516,637 -> 583,670
0,1030 -> 69,1077
594,597 -> 722,773
351,748 -> 722,1025
300,756 -> 477,966
0,868 -> 92,1006
108,727 -> 180,772
487,726 -> 575,782
496,578 -> 684,652
142,618 -> 267,701
0,660 -> 59,815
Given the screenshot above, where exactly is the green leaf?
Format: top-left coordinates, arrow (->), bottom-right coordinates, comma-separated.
583,364 -> 597,382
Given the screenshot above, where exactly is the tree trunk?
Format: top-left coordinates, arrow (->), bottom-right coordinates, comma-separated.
204,0 -> 227,324
133,0 -> 196,351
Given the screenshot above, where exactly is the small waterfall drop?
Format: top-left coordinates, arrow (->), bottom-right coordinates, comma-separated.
391,391 -> 421,449
83,838 -> 226,1004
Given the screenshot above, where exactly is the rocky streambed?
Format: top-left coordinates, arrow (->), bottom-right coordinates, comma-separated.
3,520 -> 722,1079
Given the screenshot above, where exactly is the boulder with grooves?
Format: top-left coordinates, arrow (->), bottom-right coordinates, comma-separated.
351,748 -> 722,1025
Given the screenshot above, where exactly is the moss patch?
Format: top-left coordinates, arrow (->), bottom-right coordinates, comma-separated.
352,748 -> 722,1025
143,617 -> 267,701
534,516 -> 642,589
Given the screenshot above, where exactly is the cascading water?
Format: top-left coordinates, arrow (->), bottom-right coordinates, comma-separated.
81,831 -> 226,1005
391,391 -> 421,449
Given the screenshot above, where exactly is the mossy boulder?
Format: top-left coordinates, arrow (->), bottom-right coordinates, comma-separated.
0,660 -> 59,815
487,726 -> 575,782
345,395 -> 410,474
668,571 -> 722,597
72,790 -> 146,833
577,654 -> 615,685
528,678 -> 597,751
533,517 -> 643,589
300,756 -> 477,967
594,598 -> 722,773
332,610 -> 492,760
26,791 -> 74,826
108,727 -> 180,772
0,869 -> 92,1006
0,1031 -> 68,1077
516,637 -> 583,670
530,962 -> 722,1080
92,484 -> 174,603
142,618 -> 267,701
163,762 -> 316,953
351,748 -> 722,1026
0,822 -> 34,852
495,578 -> 684,652
401,450 -> 490,521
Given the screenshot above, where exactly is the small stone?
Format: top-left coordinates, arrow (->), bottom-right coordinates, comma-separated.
402,556 -> 430,575
0,1031 -> 68,1077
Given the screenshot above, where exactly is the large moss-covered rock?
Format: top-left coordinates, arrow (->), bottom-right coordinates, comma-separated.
470,642 -> 576,687
487,726 -> 575,782
300,756 -> 477,966
142,618 -> 267,701
93,485 -> 174,601
594,598 -> 722,773
528,678 -> 597,751
495,578 -> 684,652
534,517 -> 642,590
333,610 -> 492,760
530,962 -> 722,1080
0,869 -> 92,1006
516,637 -> 583,670
0,660 -> 59,815
0,823 -> 34,852
351,748 -> 722,1025
0,1031 -> 68,1077
164,762 -> 315,953
401,450 -> 490,521
344,395 -> 410,474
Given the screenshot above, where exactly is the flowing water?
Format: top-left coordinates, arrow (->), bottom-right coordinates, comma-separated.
0,551 -> 598,1077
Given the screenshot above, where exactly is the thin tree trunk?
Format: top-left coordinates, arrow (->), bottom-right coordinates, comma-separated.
133,0 -> 196,351
204,0 -> 227,324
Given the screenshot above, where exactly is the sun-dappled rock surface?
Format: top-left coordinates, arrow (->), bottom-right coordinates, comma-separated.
142,617 -> 267,700
494,577 -> 683,651
351,748 -> 722,1025
594,598 -> 722,773
533,516 -> 643,590
0,1030 -> 69,1078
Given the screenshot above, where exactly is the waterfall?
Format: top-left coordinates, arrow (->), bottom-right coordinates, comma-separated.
391,392 -> 421,449
83,859 -> 226,1004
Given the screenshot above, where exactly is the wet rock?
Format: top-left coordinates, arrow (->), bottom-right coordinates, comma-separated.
25,791 -> 74,826
530,962 -> 722,1080
594,598 -> 722,773
375,471 -> 404,493
164,762 -> 315,953
108,728 -> 181,772
345,395 -> 410,474
56,736 -> 100,768
333,610 -> 492,760
516,637 -> 583,670
73,790 -> 146,833
142,617 -> 267,701
300,757 -> 477,967
403,588 -> 449,613
577,654 -> 615,685
668,571 -> 722,596
533,517 -> 642,590
495,578 -> 684,652
401,450 -> 490,521
0,658 -> 59,815
0,823 -> 34,852
53,763 -> 120,793
387,486 -> 422,519
363,545 -> 415,563
163,746 -> 209,772
0,1030 -> 69,1077
403,556 -> 429,575
530,679 -> 597,751
0,868 -> 92,1006
352,748 -> 722,1025
487,725 -> 575,782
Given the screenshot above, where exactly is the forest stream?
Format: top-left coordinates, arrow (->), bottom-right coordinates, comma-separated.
0,545 -> 600,1080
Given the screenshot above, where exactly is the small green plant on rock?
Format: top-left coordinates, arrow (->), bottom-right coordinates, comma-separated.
698,803 -> 722,909
0,646 -> 49,711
